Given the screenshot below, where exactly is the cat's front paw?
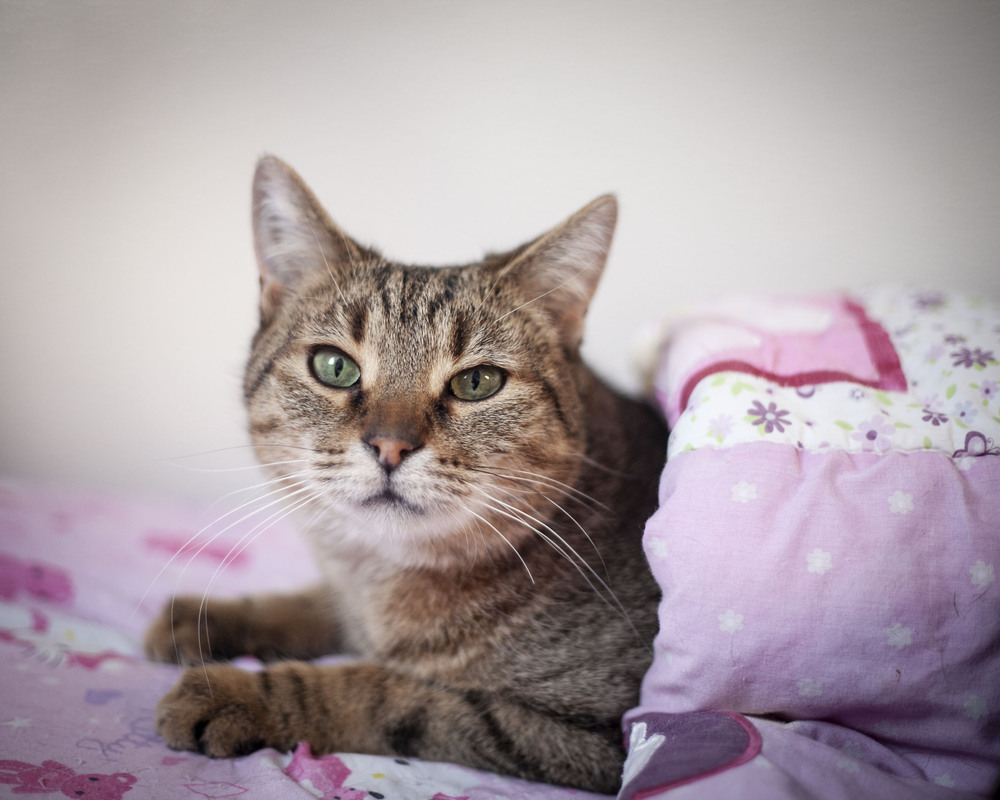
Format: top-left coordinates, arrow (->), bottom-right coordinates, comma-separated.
155,665 -> 283,757
145,596 -> 215,665
144,596 -> 255,665
145,590 -> 340,665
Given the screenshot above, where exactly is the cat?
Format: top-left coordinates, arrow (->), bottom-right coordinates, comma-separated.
145,155 -> 667,794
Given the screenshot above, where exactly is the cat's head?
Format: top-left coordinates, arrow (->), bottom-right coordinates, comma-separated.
245,156 -> 616,565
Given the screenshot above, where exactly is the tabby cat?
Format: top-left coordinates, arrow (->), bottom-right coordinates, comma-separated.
145,156 -> 667,793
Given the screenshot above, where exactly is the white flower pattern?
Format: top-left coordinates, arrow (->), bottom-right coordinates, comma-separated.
731,481 -> 757,503
964,695 -> 987,720
647,538 -> 669,561
718,609 -> 744,634
806,549 -> 833,575
886,622 -> 913,649
888,491 -> 914,515
970,560 -> 995,588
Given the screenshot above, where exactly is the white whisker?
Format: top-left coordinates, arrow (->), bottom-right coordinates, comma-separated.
156,477 -> 316,664
460,505 -> 534,583
192,482 -> 323,669
478,476 -> 608,574
308,220 -> 347,304
473,465 -> 610,512
131,469 -> 320,621
492,265 -> 589,324
467,484 -> 634,630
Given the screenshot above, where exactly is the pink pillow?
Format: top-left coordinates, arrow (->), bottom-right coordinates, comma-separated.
627,287 -> 1000,796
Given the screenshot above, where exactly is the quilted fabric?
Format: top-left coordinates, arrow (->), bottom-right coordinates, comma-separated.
623,286 -> 1000,799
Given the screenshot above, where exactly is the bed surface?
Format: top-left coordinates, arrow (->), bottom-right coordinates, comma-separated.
0,483 -> 604,799
1,285 -> 997,799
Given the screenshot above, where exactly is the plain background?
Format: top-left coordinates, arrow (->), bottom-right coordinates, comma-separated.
2,0 -> 999,503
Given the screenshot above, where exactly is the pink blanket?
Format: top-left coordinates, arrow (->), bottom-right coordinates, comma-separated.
0,484 -> 605,799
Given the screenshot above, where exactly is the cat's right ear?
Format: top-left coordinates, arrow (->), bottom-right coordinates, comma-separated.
252,156 -> 362,322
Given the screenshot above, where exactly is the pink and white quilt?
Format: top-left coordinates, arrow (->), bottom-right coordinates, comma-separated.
621,286 -> 1000,799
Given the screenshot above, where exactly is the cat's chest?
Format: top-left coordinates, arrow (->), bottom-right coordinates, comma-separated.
329,562 -> 531,679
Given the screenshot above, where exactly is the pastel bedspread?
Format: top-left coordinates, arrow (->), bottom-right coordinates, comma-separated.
620,286 -> 1000,799
0,484 -> 605,799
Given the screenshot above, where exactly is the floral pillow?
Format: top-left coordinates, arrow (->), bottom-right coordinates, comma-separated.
625,287 -> 1000,797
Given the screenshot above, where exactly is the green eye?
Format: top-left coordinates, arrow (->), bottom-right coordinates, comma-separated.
450,366 -> 505,401
311,347 -> 361,388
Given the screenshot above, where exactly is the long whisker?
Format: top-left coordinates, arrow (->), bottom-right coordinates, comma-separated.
480,477 -> 608,574
468,484 -> 633,629
130,468 -> 317,622
193,482 -> 322,669
163,457 -> 312,474
162,442 -> 325,461
492,265 -> 590,325
460,505 -> 534,583
308,220 -> 347,305
568,450 -> 652,480
198,466 -> 317,517
471,466 -> 610,512
162,477 -> 316,664
471,483 -> 593,575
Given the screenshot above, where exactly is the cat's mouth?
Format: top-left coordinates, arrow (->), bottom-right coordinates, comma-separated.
360,488 -> 423,515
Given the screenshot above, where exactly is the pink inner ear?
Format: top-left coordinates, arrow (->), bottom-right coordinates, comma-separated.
662,296 -> 906,425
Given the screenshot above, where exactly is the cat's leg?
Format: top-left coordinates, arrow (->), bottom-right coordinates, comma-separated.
155,661 -> 624,793
144,587 -> 341,665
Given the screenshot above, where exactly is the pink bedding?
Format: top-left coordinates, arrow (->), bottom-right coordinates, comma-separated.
2,285 -> 997,799
0,484 -> 603,799
621,286 -> 1000,799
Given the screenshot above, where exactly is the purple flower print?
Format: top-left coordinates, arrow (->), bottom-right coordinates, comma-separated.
953,400 -> 978,425
913,291 -> 946,311
851,415 -> 895,453
980,380 -> 999,402
943,334 -> 967,345
747,400 -> 791,434
924,344 -> 945,363
951,347 -> 997,369
709,414 -> 734,441
922,408 -> 949,426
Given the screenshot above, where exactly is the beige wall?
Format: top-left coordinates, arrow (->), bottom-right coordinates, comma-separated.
2,0 -> 999,501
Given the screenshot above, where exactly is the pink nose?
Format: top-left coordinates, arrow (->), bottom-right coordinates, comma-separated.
366,437 -> 417,470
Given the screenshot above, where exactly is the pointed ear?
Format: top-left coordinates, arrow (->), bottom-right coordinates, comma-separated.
252,155 -> 365,321
497,194 -> 617,350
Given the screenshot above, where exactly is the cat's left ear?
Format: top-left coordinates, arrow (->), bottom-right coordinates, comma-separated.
498,195 -> 617,350
252,155 -> 366,323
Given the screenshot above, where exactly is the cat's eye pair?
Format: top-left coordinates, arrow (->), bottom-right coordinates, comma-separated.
311,347 -> 503,402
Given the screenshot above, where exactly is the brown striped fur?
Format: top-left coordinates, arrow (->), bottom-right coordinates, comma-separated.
145,156 -> 667,793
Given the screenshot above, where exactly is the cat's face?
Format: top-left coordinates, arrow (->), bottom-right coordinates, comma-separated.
245,157 -> 616,563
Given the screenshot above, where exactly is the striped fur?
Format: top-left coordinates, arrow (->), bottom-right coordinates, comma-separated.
146,156 -> 667,793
